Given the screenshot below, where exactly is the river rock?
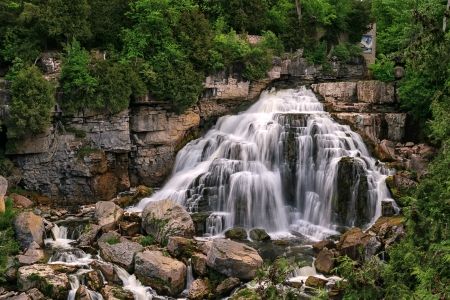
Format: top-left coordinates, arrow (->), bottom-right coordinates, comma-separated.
141,199 -> 195,245
98,232 -> 143,273
17,249 -> 45,266
188,279 -> 210,300
225,228 -> 248,240
10,193 -> 34,208
215,278 -> 240,295
206,239 -> 263,280
249,228 -> 270,241
86,270 -> 104,291
192,252 -> 208,276
305,276 -> 328,288
94,201 -> 123,232
77,224 -> 102,247
314,248 -> 335,274
134,250 -> 186,296
101,285 -> 133,300
312,239 -> 336,252
0,175 -> 7,212
17,264 -> 71,300
14,212 -> 45,249
119,221 -> 140,236
75,285 -> 93,300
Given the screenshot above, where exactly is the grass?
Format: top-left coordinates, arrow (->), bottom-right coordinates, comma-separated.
0,197 -> 20,282
138,235 -> 155,247
64,127 -> 87,138
103,236 -> 120,245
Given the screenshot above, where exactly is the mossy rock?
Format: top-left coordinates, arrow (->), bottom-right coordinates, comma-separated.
131,185 -> 154,202
249,228 -> 270,241
224,228 -> 247,240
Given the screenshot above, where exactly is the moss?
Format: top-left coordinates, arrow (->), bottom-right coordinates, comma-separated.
64,127 -> 87,138
43,283 -> 54,297
103,236 -> 120,245
76,146 -> 101,159
27,273 -> 41,281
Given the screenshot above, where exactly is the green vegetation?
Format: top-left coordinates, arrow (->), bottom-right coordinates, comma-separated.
0,197 -> 20,283
103,236 -> 120,245
64,127 -> 87,138
76,146 -> 101,159
369,54 -> 395,82
138,235 -> 155,247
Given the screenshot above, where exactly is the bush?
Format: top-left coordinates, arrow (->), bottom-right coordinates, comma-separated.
304,41 -> 327,65
0,197 -> 20,283
138,235 -> 155,246
345,42 -> 363,57
369,54 -> 395,82
5,65 -> 55,139
331,44 -> 350,62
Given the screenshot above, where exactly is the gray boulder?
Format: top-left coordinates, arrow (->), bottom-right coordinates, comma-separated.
98,232 -> 143,273
94,201 -> 123,232
135,250 -> 186,296
206,239 -> 262,280
77,224 -> 102,247
141,199 -> 195,245
14,212 -> 45,249
314,248 -> 335,274
17,249 -> 45,266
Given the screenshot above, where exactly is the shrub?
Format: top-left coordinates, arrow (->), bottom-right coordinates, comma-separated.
103,236 -> 120,245
369,54 -> 395,82
5,65 -> 55,139
138,235 -> 155,246
0,197 -> 20,283
304,41 -> 327,65
331,44 -> 350,62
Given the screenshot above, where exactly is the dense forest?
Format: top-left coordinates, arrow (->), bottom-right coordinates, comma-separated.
1,0 -> 450,298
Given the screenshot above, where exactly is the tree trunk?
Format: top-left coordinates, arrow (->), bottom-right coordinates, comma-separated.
443,0 -> 450,32
295,0 -> 302,20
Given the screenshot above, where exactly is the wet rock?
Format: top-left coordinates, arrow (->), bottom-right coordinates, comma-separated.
167,236 -> 191,257
94,201 -> 123,233
206,239 -> 263,280
312,240 -> 336,252
101,285 -> 133,300
135,250 -> 186,296
375,140 -> 396,161
91,262 -> 119,285
249,228 -> 270,241
98,232 -> 143,273
314,248 -> 335,274
86,270 -> 104,291
17,264 -> 70,300
225,228 -> 248,240
141,199 -> 195,245
0,175 -> 7,213
14,212 -> 45,249
77,224 -> 101,247
339,227 -> 381,261
131,185 -> 153,202
188,279 -> 210,300
192,252 -> 208,276
17,249 -> 45,266
381,200 -> 395,217
75,285 -> 92,300
11,194 -> 34,208
305,276 -> 328,288
215,278 -> 240,295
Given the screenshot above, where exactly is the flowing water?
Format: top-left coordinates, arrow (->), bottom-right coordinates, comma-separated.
133,88 -> 394,240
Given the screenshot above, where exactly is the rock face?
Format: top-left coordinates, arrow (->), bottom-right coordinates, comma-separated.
3,58 -> 368,205
206,239 -> 263,280
141,199 -> 195,245
95,201 -> 123,232
0,175 -> 7,212
17,264 -> 71,300
14,212 -> 45,249
98,232 -> 143,273
135,250 -> 186,296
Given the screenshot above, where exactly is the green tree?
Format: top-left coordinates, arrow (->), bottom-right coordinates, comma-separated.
6,65 -> 55,139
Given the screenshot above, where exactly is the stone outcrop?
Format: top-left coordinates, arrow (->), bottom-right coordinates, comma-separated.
134,250 -> 186,296
14,212 -> 45,249
338,227 -> 381,262
94,201 -> 123,232
206,239 -> 263,280
141,199 -> 195,245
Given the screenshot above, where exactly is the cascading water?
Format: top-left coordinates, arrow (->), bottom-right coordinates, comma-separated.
113,265 -> 155,300
133,88 -> 394,239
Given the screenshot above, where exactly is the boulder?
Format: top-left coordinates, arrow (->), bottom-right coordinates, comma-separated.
312,240 -> 336,252
27,288 -> 45,300
314,248 -> 335,274
17,264 -> 71,300
225,228 -> 248,240
192,252 -> 208,276
339,227 -> 381,261
167,236 -> 191,257
141,199 -> 195,245
0,175 -> 7,213
17,249 -> 45,266
206,239 -> 263,280
77,224 -> 102,247
11,194 -> 34,208
94,201 -> 123,232
101,285 -> 133,300
215,278 -> 240,295
249,228 -> 270,241
375,140 -> 396,161
14,212 -> 45,249
98,232 -> 143,273
75,285 -> 93,300
4,257 -> 18,282
305,276 -> 328,288
86,270 -> 104,291
134,250 -> 186,296
188,279 -> 210,300
119,221 -> 140,237
381,200 -> 395,217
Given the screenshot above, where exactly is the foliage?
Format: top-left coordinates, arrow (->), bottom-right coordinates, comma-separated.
345,42 -> 363,57
304,41 -> 327,65
103,236 -> 120,245
64,127 -> 86,138
5,65 -> 55,139
331,44 -> 350,62
0,197 -> 20,283
5,57 -> 24,80
369,54 -> 395,82
0,149 -> 21,180
138,235 -> 155,246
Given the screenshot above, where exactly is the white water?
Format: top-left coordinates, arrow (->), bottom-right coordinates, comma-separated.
114,265 -> 155,300
68,271 -> 104,300
132,88 -> 394,239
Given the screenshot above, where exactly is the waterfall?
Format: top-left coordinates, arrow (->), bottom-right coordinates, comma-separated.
68,272 -> 104,300
113,265 -> 154,300
132,88 -> 394,239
